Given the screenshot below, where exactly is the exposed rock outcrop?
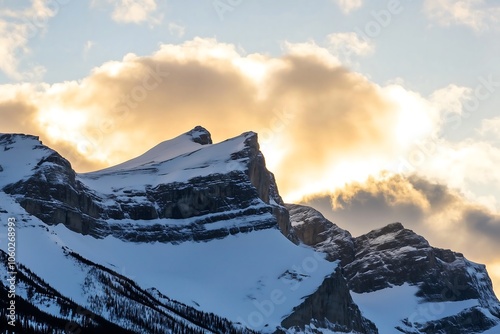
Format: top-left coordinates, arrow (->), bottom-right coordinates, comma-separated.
3,149 -> 103,235
345,222 -> 500,318
280,266 -> 378,333
287,204 -> 354,265
398,307 -> 499,334
1,128 -> 292,243
287,204 -> 500,333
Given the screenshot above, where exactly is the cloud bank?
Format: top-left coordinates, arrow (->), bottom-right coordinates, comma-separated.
0,37 -> 442,201
303,174 -> 500,293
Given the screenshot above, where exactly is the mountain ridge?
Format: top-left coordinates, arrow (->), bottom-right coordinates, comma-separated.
287,203 -> 500,333
0,127 -> 499,333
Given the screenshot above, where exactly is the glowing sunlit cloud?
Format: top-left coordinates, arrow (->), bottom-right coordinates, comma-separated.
383,84 -> 438,150
1,39 -> 448,205
0,37 -> 485,208
490,262 -> 500,290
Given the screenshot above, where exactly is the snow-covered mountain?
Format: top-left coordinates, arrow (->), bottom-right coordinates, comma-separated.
287,204 -> 500,333
0,128 -> 499,333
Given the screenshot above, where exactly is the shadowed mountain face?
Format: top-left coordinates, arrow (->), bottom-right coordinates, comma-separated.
287,203 -> 500,333
0,128 -> 499,333
2,128 -> 291,243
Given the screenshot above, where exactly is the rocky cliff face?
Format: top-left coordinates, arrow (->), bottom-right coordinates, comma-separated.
1,133 -> 103,235
3,129 -> 499,333
280,266 -> 377,333
344,223 -> 495,303
287,204 -> 500,333
1,128 -> 292,243
287,204 -> 354,266
3,150 -> 102,235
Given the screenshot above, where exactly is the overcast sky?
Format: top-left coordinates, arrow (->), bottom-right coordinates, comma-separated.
1,0 -> 500,294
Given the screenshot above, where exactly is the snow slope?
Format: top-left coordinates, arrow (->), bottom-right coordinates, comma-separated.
97,127 -> 209,172
50,223 -> 337,332
0,134 -> 55,188
352,283 -> 495,334
79,130 -> 249,193
0,190 -> 336,332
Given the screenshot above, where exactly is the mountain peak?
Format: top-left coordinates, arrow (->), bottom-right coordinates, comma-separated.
0,133 -> 58,189
186,126 -> 212,145
0,133 -> 40,143
380,221 -> 405,233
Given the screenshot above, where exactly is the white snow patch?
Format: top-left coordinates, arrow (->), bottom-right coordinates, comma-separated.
51,223 -> 337,332
79,132 -> 251,194
0,135 -> 53,188
352,283 -> 482,334
0,190 -> 337,333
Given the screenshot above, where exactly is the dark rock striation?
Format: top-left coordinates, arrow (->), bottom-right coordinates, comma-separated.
280,266 -> 378,333
287,204 -> 355,266
1,128 -> 291,243
287,204 -> 500,333
3,130 -> 500,334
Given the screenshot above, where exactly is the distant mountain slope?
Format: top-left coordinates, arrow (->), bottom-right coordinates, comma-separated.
287,203 -> 500,333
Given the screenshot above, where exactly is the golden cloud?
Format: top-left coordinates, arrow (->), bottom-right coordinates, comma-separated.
303,174 -> 500,296
0,37 -> 439,201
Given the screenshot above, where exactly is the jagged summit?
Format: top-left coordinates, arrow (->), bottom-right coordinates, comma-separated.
0,133 -> 67,189
288,204 -> 500,333
187,125 -> 212,145
376,221 -> 405,232
91,126 -> 216,173
2,127 -> 291,243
